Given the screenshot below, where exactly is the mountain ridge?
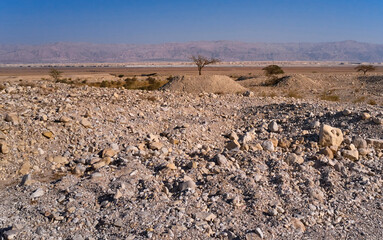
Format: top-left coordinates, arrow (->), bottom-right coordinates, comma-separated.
0,40 -> 382,64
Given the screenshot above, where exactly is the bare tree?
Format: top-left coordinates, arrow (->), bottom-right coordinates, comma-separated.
49,68 -> 63,81
354,65 -> 376,75
191,55 -> 220,75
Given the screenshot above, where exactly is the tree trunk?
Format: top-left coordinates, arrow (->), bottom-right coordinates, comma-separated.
198,66 -> 202,75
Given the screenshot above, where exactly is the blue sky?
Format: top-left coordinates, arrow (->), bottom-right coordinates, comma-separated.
0,0 -> 382,44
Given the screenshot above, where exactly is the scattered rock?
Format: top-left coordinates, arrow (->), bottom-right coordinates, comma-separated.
73,164 -> 86,176
149,141 -> 163,151
225,139 -> 241,150
180,180 -> 196,191
0,79 -> 382,240
268,121 -> 279,132
255,227 -> 264,239
42,131 -> 54,139
285,153 -> 304,165
19,161 -> 31,175
59,116 -> 71,123
291,218 -> 306,232
353,137 -> 367,149
278,138 -> 291,148
342,148 -> 359,161
20,174 -> 33,186
0,142 -> 9,154
310,120 -> 321,129
243,91 -> 254,97
262,140 -> 274,152
229,132 -> 239,141
3,229 -> 18,240
80,118 -> 92,128
372,117 -> 383,125
52,156 -> 69,164
166,162 -> 177,170
367,138 -> 383,149
361,112 -> 371,120
101,148 -> 117,157
4,113 -> 19,124
320,147 -> 334,159
319,124 -> 343,147
342,109 -> 352,116
31,188 -> 45,198
215,154 -> 228,166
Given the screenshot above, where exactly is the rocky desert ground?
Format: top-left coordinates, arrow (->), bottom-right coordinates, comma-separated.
0,66 -> 382,239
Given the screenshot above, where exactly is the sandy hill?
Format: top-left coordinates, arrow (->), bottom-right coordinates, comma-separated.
160,75 -> 247,94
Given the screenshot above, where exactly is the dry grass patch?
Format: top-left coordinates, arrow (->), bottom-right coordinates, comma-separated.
55,76 -> 167,91
353,96 -> 366,103
320,93 -> 340,102
368,99 -> 377,105
18,81 -> 37,88
286,90 -> 302,99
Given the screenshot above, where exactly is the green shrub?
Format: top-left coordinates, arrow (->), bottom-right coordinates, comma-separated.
262,65 -> 284,76
100,81 -> 110,88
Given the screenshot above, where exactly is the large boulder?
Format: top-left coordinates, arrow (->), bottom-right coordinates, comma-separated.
319,124 -> 343,148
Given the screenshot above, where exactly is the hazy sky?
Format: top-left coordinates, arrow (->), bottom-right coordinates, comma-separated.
1,0 -> 382,44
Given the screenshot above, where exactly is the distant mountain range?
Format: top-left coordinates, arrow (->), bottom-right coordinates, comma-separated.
0,40 -> 382,64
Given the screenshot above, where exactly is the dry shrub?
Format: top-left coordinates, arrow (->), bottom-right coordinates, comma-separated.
54,75 -> 167,91
261,91 -> 277,98
140,95 -> 157,102
236,75 -> 255,81
19,82 -> 37,88
264,76 -> 281,86
368,99 -> 377,105
320,93 -> 340,102
353,96 -> 366,103
286,90 -> 302,99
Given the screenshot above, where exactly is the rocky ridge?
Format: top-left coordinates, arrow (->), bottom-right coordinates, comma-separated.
0,81 -> 382,239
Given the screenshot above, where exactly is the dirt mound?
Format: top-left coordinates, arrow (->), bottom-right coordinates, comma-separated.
275,74 -> 320,89
161,75 -> 247,94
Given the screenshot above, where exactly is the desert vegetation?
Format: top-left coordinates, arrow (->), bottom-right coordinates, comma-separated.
55,76 -> 167,91
355,64 -> 376,75
191,55 -> 221,75
49,68 -> 63,81
0,64 -> 382,240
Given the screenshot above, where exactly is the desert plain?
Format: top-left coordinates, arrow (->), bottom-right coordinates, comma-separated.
0,63 -> 382,239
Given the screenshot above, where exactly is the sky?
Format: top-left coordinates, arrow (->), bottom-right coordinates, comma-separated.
0,0 -> 383,45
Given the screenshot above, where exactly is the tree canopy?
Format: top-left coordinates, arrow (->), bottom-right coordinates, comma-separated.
191,55 -> 220,75
354,65 -> 375,75
262,65 -> 284,76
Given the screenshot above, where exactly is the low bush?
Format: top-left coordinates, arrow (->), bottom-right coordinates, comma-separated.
320,92 -> 340,102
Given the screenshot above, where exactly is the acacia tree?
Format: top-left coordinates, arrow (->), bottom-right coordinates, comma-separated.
49,68 -> 63,81
262,65 -> 284,77
191,55 -> 220,75
354,65 -> 376,75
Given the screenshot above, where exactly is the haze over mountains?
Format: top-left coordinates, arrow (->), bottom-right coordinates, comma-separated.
0,40 -> 382,64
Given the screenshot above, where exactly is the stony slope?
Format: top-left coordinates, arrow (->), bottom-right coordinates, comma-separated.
0,81 -> 382,239
160,75 -> 247,94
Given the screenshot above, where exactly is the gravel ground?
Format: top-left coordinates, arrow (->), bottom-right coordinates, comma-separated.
0,80 -> 382,240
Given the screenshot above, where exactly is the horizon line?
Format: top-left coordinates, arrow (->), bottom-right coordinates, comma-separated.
1,39 -> 383,46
